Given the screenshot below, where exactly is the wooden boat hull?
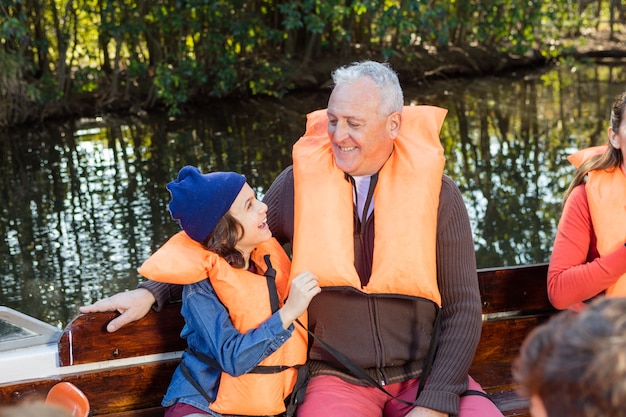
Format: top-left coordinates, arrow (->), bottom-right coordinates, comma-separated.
0,264 -> 555,417
0,305 -> 184,416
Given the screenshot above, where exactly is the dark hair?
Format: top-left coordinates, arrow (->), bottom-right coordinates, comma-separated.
513,297 -> 626,417
563,90 -> 626,204
203,212 -> 245,268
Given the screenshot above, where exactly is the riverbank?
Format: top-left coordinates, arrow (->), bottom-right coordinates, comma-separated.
7,29 -> 626,128
287,29 -> 626,90
103,28 -> 626,116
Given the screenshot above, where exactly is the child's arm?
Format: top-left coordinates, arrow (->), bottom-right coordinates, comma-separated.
182,280 -> 302,376
279,270 -> 320,329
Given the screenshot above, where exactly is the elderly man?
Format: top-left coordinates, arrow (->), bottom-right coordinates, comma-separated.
81,61 -> 501,417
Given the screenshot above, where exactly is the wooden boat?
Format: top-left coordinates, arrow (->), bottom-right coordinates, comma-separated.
0,263 -> 556,417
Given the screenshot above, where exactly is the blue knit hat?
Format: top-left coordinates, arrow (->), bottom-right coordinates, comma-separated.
166,166 -> 246,243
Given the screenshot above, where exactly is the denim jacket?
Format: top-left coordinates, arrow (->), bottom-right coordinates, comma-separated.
162,278 -> 294,414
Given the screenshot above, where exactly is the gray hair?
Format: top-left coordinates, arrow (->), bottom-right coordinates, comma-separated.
331,61 -> 404,116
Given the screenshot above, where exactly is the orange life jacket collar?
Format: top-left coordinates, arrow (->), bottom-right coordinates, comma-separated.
290,105 -> 447,305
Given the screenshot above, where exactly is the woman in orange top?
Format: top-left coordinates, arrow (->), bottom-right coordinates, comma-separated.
140,166 -> 320,417
548,90 -> 626,310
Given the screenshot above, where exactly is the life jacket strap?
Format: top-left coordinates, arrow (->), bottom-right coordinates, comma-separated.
295,307 -> 443,406
264,254 -> 280,313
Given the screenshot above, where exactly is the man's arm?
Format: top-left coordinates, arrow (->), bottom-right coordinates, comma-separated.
79,288 -> 156,332
263,166 -> 295,246
80,269 -> 183,333
414,176 -> 482,414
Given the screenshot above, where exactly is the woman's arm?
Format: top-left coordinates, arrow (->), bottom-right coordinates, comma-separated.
548,184 -> 626,309
414,177 -> 482,415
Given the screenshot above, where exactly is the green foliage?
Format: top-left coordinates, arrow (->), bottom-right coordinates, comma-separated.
72,67 -> 101,93
0,9 -> 41,127
35,72 -> 60,101
248,61 -> 290,96
1,0 -> 617,125
278,2 -> 304,30
1,16 -> 27,40
154,59 -> 207,115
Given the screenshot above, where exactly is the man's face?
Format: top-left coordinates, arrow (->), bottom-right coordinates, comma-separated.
326,77 -> 399,177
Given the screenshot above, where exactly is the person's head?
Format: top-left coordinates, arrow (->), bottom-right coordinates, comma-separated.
564,90 -> 626,203
327,61 -> 404,176
167,166 -> 271,267
512,297 -> 626,417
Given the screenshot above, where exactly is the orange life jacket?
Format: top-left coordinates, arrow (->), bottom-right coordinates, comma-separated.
290,105 -> 447,305
139,232 -> 307,415
568,145 -> 626,295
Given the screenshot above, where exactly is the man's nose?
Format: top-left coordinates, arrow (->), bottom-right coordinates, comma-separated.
331,121 -> 348,142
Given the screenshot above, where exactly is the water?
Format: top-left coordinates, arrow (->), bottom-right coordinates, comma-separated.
1,62 -> 625,328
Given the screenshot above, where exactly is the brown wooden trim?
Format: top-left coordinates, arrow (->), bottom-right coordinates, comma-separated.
478,263 -> 553,314
0,360 -> 178,416
472,314 -> 553,365
58,303 -> 185,366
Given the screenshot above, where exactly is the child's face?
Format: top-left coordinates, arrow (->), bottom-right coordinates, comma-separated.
229,183 -> 272,255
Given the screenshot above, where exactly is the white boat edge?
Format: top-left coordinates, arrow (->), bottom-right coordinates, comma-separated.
0,306 -> 183,385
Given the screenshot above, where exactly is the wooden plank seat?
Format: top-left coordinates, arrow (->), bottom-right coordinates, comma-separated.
471,263 -> 556,417
0,263 -> 555,417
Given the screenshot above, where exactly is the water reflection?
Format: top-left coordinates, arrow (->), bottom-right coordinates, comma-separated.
1,62 -> 625,327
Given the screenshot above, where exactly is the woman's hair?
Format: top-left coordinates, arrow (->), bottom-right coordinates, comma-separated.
331,60 -> 404,116
513,297 -> 626,417
563,90 -> 626,203
203,212 -> 245,268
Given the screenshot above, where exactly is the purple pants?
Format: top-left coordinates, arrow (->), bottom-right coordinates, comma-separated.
296,375 -> 503,417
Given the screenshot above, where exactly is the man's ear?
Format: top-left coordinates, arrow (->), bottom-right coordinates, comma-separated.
388,112 -> 401,139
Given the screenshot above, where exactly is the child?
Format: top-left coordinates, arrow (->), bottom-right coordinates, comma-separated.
513,296 -> 626,417
138,166 -> 320,417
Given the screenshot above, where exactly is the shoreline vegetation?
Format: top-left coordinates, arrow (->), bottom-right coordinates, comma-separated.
2,1 -> 626,128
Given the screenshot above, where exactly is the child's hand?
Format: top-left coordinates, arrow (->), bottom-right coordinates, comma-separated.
279,271 -> 321,329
